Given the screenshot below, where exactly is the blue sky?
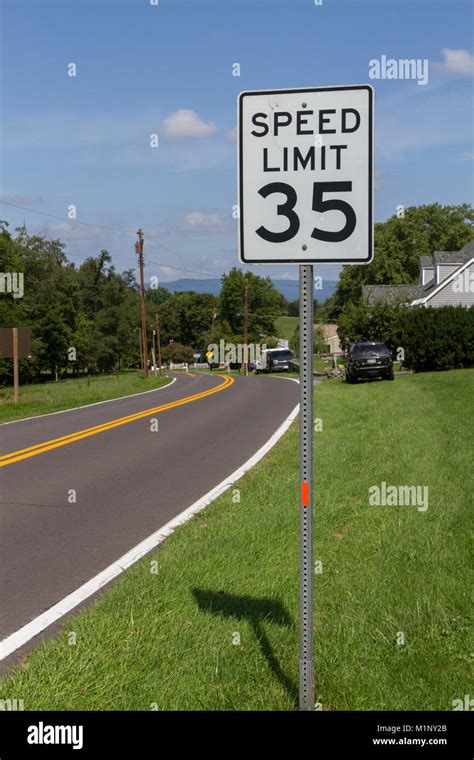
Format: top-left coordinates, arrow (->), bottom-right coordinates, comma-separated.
0,0 -> 473,285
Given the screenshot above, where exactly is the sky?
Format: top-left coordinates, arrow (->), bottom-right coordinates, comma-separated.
0,0 -> 473,287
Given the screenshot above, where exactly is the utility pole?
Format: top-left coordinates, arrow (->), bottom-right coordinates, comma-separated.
12,327 -> 19,403
243,279 -> 249,376
135,228 -> 148,378
155,312 -> 162,376
211,307 -> 217,339
138,327 -> 143,372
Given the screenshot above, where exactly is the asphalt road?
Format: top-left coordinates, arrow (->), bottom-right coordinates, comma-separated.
0,372 -> 298,661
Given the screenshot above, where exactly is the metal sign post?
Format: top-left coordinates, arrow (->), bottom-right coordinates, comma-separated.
299,265 -> 314,710
238,84 -> 373,711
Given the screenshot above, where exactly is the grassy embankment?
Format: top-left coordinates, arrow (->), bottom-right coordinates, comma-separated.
1,370 -> 472,710
0,372 -> 171,424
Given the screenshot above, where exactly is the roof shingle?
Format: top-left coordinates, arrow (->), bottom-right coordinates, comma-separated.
362,240 -> 474,306
362,284 -> 424,305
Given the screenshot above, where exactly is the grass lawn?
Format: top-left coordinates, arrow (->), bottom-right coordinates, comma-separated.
1,370 -> 472,710
276,315 -> 298,341
0,372 -> 171,424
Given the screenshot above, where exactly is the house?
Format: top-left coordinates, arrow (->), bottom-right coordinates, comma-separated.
362,240 -> 474,308
315,323 -> 343,355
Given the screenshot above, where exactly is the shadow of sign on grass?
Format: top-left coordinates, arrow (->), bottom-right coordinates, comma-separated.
192,589 -> 297,706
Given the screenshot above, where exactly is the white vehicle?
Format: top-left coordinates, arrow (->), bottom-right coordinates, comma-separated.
254,348 -> 295,374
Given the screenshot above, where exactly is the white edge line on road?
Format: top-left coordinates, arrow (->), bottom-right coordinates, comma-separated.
0,379 -> 299,661
0,377 -> 177,426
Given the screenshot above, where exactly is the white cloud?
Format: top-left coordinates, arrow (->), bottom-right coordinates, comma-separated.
182,212 -> 229,234
162,109 -> 217,139
43,222 -> 103,241
226,127 -> 237,142
2,109 -> 231,171
434,48 -> 474,76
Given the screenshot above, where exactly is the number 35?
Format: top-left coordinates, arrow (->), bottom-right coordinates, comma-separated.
256,181 -> 356,244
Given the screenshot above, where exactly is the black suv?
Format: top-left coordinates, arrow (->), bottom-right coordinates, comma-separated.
267,349 -> 295,373
345,342 -> 394,383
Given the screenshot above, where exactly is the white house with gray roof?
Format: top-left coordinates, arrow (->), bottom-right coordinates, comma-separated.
363,240 -> 474,308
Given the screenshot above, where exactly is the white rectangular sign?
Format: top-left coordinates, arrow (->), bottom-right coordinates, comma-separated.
238,85 -> 373,264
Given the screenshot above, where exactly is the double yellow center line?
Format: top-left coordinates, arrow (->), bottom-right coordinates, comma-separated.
0,375 -> 234,468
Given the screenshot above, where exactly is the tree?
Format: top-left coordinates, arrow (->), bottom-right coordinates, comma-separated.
219,268 -> 281,340
290,324 -> 329,356
287,299 -> 299,317
161,342 -> 195,364
337,299 -> 405,353
332,204 -> 474,315
156,292 -> 217,348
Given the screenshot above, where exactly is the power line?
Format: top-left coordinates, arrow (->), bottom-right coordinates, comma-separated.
0,200 -> 136,236
0,199 -> 225,279
146,260 -> 219,279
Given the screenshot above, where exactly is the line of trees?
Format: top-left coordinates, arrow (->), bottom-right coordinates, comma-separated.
3,202 -> 470,384
330,203 -> 474,318
331,203 -> 474,371
0,223 -> 286,384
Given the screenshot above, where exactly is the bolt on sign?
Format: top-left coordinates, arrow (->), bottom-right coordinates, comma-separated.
0,328 -> 32,359
238,85 -> 373,264
238,85 -> 374,712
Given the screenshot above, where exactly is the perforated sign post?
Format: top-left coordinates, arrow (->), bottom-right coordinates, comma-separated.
238,85 -> 374,710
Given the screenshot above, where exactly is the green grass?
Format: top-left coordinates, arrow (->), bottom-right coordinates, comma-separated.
0,372 -> 171,423
276,315 -> 298,340
1,370 -> 472,710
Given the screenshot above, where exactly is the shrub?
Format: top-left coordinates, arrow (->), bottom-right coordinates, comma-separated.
337,300 -> 474,372
401,306 -> 474,371
337,300 -> 404,354
161,343 -> 195,364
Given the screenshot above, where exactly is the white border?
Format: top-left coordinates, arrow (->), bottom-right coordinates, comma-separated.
0,380 -> 299,661
0,377 -> 176,426
237,84 -> 374,266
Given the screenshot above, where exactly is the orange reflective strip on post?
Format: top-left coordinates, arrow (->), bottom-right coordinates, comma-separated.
301,481 -> 309,508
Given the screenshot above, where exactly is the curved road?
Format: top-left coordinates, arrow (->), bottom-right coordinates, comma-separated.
0,372 -> 298,665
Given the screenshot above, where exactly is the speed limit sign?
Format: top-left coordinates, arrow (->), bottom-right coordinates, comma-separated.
238,85 -> 373,264
237,83 -> 374,712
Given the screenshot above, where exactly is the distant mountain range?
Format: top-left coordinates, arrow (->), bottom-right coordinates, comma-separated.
161,277 -> 337,302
